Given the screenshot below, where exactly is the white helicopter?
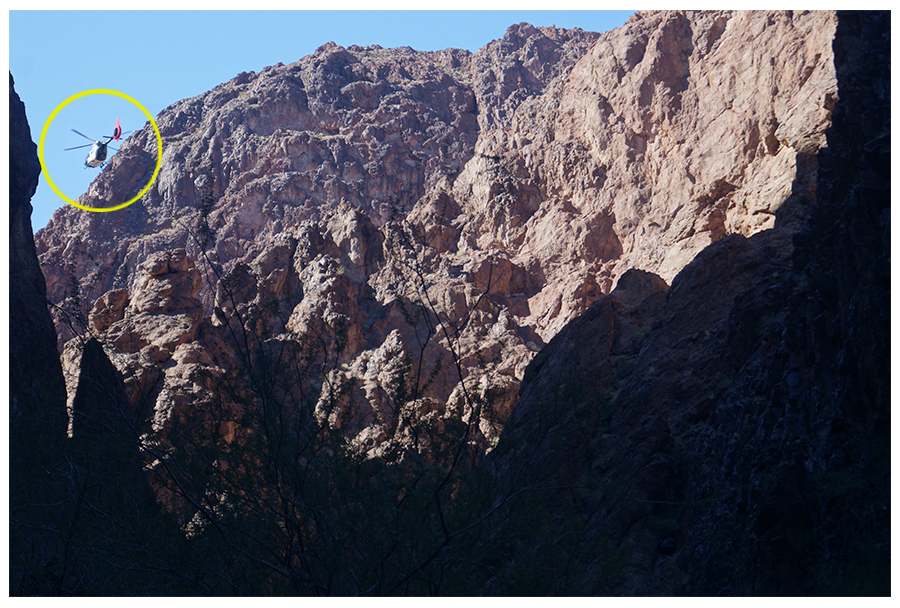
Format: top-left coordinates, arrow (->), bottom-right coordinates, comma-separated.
64,118 -> 129,168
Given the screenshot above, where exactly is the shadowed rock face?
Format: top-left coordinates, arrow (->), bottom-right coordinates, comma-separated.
9,73 -> 67,433
9,72 -> 70,593
35,12 -> 841,468
493,10 -> 889,595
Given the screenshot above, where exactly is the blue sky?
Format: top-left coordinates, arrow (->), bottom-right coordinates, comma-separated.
10,9 -> 634,232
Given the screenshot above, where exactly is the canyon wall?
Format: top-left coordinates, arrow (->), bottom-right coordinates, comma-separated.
16,10 -> 889,595
36,11 -> 839,460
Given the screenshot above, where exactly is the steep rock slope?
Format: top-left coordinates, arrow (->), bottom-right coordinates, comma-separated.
39,12 -> 839,485
492,10 -> 889,595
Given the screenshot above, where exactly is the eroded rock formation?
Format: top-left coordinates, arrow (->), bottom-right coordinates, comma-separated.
38,11 -> 841,464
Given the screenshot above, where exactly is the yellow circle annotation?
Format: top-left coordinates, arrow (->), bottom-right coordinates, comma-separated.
38,89 -> 163,213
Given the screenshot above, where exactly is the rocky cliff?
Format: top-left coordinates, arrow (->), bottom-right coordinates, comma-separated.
20,10 -> 889,595
37,11 -> 839,459
492,9 -> 890,595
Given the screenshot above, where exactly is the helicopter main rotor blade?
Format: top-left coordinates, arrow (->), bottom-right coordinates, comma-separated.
71,129 -> 96,142
64,143 -> 94,151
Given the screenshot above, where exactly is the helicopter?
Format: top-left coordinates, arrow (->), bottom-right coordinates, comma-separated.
64,118 -> 129,168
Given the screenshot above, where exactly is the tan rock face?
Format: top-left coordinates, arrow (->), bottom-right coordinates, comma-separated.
89,288 -> 128,333
61,248 -> 211,446
41,11 -> 838,463
464,10 -> 836,287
